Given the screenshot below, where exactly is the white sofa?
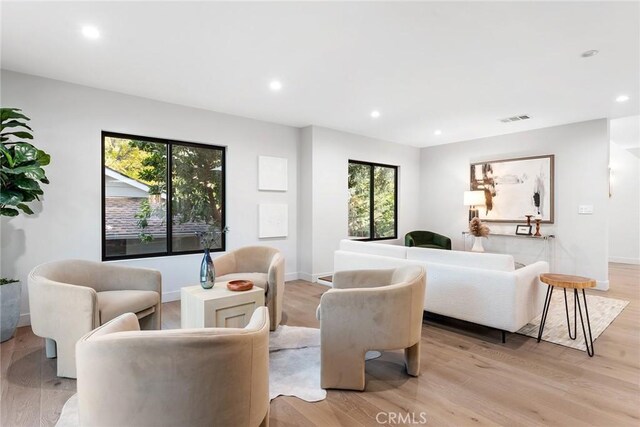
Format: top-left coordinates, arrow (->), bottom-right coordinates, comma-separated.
334,239 -> 549,334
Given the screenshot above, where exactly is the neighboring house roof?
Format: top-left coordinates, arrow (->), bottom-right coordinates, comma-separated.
105,167 -> 152,193
105,197 -> 210,239
104,167 -> 167,199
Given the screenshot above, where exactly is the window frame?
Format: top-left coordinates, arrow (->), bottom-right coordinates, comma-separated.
348,159 -> 398,242
101,131 -> 226,261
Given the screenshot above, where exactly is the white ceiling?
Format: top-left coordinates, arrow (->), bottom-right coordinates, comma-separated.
2,1 -> 639,147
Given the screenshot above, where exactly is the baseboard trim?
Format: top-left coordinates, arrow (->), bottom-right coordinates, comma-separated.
609,257 -> 640,265
313,272 -> 333,283
285,272 -> 299,282
297,272 -> 313,282
316,278 -> 333,287
18,313 -> 31,327
294,272 -> 332,283
162,290 -> 181,303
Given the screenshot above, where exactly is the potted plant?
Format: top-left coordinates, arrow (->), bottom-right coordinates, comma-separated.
0,279 -> 21,342
0,108 -> 51,342
469,217 -> 490,252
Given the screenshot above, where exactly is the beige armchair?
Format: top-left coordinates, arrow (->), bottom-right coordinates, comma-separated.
28,259 -> 161,378
317,266 -> 426,391
214,246 -> 284,331
76,307 -> 270,427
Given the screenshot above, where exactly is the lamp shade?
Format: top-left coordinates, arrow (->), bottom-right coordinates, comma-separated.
463,190 -> 485,206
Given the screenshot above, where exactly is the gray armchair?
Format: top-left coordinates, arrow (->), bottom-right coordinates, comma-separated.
76,308 -> 270,427
317,266 -> 426,391
28,260 -> 161,378
214,246 -> 284,331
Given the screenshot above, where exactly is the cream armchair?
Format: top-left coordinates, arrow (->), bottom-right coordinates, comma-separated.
317,266 -> 426,391
214,246 -> 284,330
76,307 -> 270,427
28,260 -> 161,378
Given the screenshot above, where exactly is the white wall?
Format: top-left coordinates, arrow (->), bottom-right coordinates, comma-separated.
300,126 -> 422,279
420,119 -> 610,289
296,126 -> 314,281
609,141 -> 640,264
0,71 -> 300,324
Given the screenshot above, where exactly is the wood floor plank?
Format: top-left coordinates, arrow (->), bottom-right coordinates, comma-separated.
0,263 -> 637,426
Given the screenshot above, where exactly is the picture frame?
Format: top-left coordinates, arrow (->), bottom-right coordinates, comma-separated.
470,154 -> 554,223
258,203 -> 288,238
515,225 -> 532,236
258,156 -> 288,191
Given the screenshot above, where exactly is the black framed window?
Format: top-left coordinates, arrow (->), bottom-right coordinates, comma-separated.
102,131 -> 225,260
348,160 -> 398,240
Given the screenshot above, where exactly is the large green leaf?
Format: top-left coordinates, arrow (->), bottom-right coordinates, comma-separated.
23,167 -> 46,181
0,190 -> 23,206
0,120 -> 32,132
0,109 -> 29,122
21,192 -> 37,202
36,150 -> 51,166
0,208 -> 19,217
16,203 -> 34,215
14,143 -> 38,164
1,131 -> 33,140
0,145 -> 14,167
1,163 -> 39,174
13,176 -> 41,191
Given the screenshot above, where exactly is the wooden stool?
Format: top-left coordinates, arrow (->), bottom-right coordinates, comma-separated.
537,273 -> 597,356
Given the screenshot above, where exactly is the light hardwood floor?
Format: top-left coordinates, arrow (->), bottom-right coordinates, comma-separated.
1,263 -> 638,426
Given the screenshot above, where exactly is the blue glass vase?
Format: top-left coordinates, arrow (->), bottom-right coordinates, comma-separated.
200,249 -> 216,289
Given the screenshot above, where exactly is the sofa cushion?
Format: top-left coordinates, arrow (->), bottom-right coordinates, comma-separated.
97,290 -> 159,324
339,239 -> 407,259
406,247 -> 515,272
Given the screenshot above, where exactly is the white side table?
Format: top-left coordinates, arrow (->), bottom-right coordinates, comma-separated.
181,283 -> 265,329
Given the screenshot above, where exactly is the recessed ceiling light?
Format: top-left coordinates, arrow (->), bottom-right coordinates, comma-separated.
434,130 -> 442,136
81,25 -> 100,40
269,80 -> 282,91
370,110 -> 380,118
581,50 -> 599,58
616,95 -> 630,103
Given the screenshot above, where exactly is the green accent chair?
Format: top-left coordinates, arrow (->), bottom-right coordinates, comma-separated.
404,231 -> 452,250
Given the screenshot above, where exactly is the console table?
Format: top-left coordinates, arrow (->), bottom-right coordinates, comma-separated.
462,232 -> 556,268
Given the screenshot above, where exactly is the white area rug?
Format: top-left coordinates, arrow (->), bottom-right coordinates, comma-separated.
56,394 -> 78,427
517,292 -> 629,352
269,325 -> 326,402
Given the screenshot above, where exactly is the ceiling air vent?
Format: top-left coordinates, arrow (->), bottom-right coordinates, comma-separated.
500,114 -> 531,123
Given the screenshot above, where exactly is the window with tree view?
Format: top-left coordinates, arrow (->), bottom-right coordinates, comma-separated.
348,160 -> 397,240
103,132 -> 225,260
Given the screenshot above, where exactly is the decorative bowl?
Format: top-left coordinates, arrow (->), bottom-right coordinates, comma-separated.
227,280 -> 254,292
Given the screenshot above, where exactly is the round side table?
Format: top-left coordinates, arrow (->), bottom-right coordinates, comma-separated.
537,273 -> 597,357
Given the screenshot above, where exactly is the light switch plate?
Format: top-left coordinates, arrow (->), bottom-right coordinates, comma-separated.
578,205 -> 594,215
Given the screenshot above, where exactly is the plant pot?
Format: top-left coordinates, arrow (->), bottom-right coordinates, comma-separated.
1,281 -> 21,342
471,236 -> 485,252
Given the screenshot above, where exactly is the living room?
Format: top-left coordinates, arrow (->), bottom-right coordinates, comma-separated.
1,1 -> 639,426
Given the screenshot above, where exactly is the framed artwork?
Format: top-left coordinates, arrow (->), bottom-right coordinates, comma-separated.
258,204 -> 288,238
470,154 -> 554,223
515,225 -> 532,235
258,156 -> 288,191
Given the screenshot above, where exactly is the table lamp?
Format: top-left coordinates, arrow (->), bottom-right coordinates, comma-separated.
464,190 -> 485,221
